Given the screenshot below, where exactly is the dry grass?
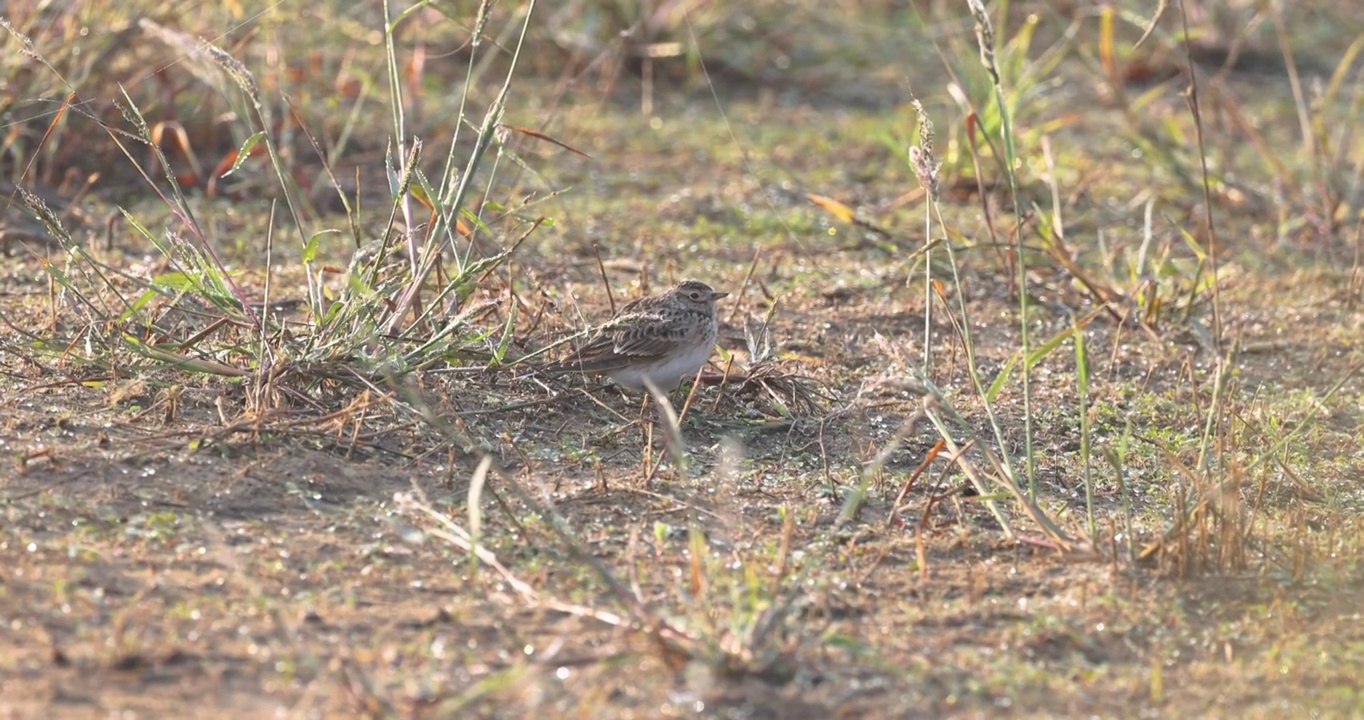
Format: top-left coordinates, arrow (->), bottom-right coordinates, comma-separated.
1,0 -> 1362,717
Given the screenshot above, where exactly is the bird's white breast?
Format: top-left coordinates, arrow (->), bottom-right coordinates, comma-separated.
606,333 -> 716,390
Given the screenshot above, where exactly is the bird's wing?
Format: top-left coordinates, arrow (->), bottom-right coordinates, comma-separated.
542,311 -> 679,373
604,311 -> 690,358
616,294 -> 654,314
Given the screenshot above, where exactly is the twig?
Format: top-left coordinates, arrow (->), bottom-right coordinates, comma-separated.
885,439 -> 945,528
593,243 -> 616,315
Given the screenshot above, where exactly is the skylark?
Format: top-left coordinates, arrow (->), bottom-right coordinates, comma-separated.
543,279 -> 729,391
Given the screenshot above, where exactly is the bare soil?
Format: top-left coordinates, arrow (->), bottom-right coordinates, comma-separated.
2,2 -> 1363,718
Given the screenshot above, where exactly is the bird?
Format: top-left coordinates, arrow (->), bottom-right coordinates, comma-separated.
541,279 -> 729,391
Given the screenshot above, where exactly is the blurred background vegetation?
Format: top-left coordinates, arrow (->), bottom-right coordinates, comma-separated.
3,0 -> 1358,247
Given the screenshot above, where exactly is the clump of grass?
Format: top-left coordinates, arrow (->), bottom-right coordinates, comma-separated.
845,1 -> 1363,582
849,7 -> 1078,551
727,305 -> 832,419
12,3 -> 545,436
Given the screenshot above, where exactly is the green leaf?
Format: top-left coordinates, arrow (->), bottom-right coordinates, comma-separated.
118,288 -> 160,323
410,173 -> 436,209
491,299 -> 517,366
384,141 -> 401,198
150,271 -> 195,292
302,229 -> 338,265
221,131 -> 266,178
985,324 -> 1078,403
119,207 -> 158,244
459,206 -> 494,238
44,263 -> 74,292
985,352 -> 1022,404
118,332 -> 247,376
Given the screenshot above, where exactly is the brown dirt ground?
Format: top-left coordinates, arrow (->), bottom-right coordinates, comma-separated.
3,3 -> 1364,718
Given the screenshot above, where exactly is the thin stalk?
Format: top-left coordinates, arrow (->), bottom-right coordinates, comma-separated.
382,0 -> 420,275
995,55 -> 1035,503
1074,314 -> 1094,539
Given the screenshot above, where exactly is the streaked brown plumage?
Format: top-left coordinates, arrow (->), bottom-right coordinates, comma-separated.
542,279 -> 728,390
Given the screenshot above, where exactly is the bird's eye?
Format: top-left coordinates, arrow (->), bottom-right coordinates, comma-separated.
690,292 -> 701,299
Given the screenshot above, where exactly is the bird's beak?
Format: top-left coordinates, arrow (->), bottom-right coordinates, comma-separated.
712,291 -> 730,299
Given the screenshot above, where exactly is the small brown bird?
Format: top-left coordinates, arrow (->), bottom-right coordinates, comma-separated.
542,279 -> 729,390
